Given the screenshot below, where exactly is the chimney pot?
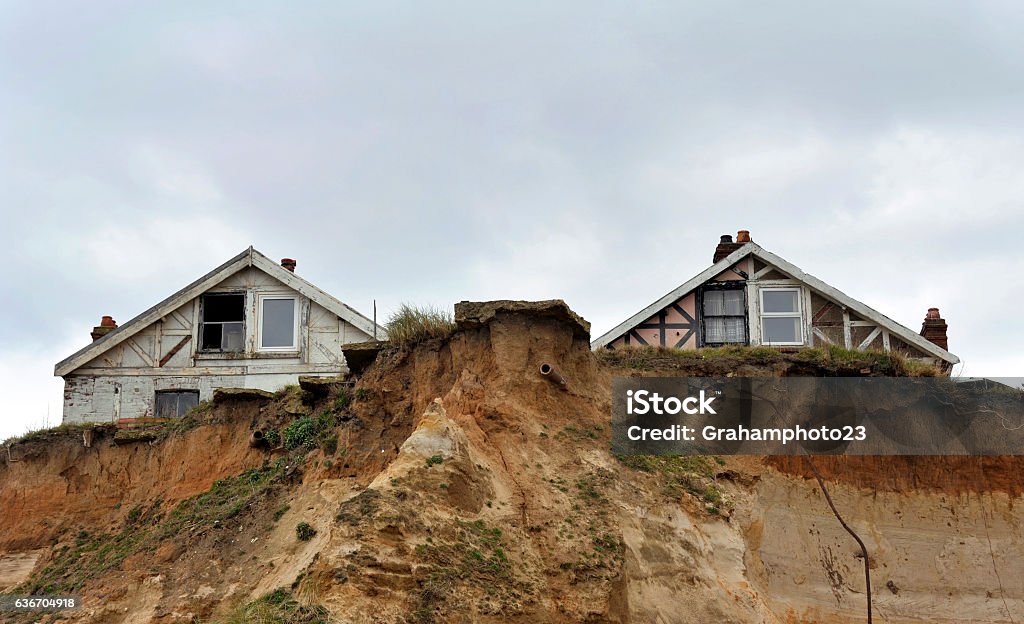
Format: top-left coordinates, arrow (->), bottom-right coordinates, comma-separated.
920,308 -> 948,351
281,258 -> 297,272
713,233 -> 743,263
91,316 -> 118,341
736,230 -> 751,243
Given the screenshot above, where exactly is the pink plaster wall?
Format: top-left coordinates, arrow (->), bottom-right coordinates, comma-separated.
608,292 -> 697,350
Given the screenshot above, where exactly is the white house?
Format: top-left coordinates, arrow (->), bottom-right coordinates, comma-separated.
54,247 -> 383,424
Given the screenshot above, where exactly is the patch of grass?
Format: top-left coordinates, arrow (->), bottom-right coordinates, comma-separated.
20,458 -> 300,596
411,520 -> 520,622
334,390 -> 351,411
2,423 -> 96,446
597,344 -> 944,376
426,454 -> 444,467
20,499 -> 165,594
157,461 -> 289,540
336,490 -> 381,525
385,303 -> 456,346
273,505 -> 290,522
295,522 -> 316,541
214,588 -> 330,624
617,454 -> 730,513
574,471 -> 614,506
126,505 -> 144,525
283,413 -> 337,451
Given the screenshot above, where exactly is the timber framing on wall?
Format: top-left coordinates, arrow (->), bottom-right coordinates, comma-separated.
591,242 -> 959,367
54,247 -> 385,377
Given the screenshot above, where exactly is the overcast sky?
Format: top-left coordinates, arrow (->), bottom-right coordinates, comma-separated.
2,1 -> 1023,440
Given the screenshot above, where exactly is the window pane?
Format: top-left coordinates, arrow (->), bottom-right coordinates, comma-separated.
262,298 -> 295,348
763,316 -> 801,343
222,322 -> 244,352
705,318 -> 746,343
176,392 -> 199,416
723,290 -> 744,315
762,290 -> 799,314
201,323 -> 222,350
203,294 -> 244,322
703,291 -> 725,316
155,393 -> 178,419
156,391 -> 199,418
725,318 -> 746,343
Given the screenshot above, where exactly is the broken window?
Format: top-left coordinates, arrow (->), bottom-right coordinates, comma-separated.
154,390 -> 199,418
701,287 -> 747,345
200,293 -> 244,352
760,288 -> 803,345
259,296 -> 297,350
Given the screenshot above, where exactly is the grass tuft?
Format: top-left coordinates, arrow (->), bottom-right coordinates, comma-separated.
385,304 -> 456,346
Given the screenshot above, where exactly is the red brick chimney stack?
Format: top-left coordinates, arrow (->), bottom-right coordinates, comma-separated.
713,235 -> 742,263
713,230 -> 752,263
281,258 -> 297,272
90,316 -> 118,341
920,307 -> 949,350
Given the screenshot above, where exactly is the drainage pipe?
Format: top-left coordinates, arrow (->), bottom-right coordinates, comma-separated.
540,363 -> 567,389
249,430 -> 267,448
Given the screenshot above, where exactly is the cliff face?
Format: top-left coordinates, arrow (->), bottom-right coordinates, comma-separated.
0,301 -> 1021,623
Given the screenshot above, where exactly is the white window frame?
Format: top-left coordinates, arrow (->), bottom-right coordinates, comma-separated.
759,287 -> 805,346
257,294 -> 299,351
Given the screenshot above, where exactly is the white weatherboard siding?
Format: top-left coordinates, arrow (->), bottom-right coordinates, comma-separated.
57,248 -> 379,424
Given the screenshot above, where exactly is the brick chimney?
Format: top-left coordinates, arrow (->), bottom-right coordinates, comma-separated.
90,316 -> 117,341
713,232 -> 747,263
920,307 -> 948,350
280,258 -> 297,272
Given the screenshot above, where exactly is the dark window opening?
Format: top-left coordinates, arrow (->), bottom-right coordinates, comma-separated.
155,390 -> 199,418
200,293 -> 244,352
699,284 -> 748,346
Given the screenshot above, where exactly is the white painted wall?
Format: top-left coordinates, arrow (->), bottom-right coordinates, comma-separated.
61,266 -> 373,424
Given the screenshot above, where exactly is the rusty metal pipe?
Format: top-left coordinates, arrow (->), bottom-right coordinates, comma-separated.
539,363 -> 567,389
249,430 -> 267,448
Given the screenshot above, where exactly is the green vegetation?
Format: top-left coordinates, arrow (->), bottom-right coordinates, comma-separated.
295,522 -> 316,541
597,344 -> 943,376
158,462 -> 288,539
25,519 -> 151,594
411,520 -> 519,623
333,390 -> 351,411
336,490 -> 381,525
556,423 -> 604,443
213,588 -> 330,624
426,454 -> 444,467
273,505 -> 290,522
616,454 -> 730,514
2,423 -> 98,446
385,303 -> 456,346
283,413 -> 337,451
20,460 -> 294,595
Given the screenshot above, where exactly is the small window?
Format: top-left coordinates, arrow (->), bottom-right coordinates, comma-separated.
760,288 -> 803,345
702,287 -> 747,345
200,293 -> 245,352
259,296 -> 297,350
155,390 -> 199,418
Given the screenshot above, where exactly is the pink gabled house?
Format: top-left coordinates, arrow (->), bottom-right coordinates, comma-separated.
591,231 -> 959,373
